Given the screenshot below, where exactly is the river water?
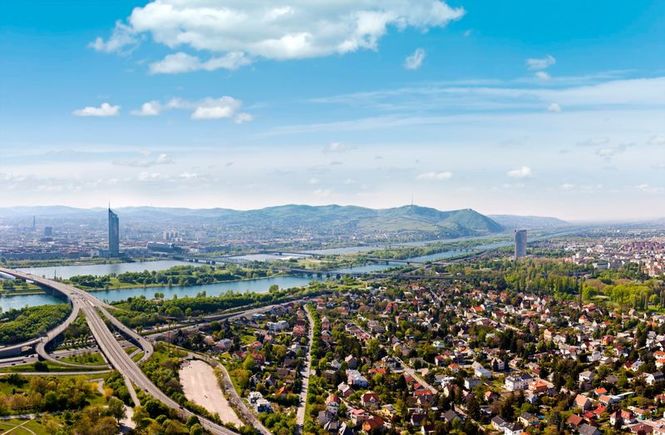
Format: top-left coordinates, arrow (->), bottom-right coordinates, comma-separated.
2,238 -> 512,310
18,260 -> 192,280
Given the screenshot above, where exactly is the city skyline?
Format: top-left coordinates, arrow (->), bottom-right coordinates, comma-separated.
2,1 -> 665,220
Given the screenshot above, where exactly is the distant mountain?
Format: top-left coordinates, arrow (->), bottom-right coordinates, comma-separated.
489,214 -> 569,230
0,204 -> 504,242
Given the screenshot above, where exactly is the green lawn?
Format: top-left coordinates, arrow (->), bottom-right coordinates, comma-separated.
60,351 -> 106,366
0,419 -> 50,435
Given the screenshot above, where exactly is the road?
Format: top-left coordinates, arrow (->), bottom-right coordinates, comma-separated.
0,268 -> 237,435
0,346 -> 106,370
394,356 -> 438,394
146,299 -> 311,341
295,304 -> 315,433
0,370 -> 112,376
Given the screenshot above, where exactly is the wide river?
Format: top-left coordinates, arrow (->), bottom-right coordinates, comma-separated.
1,238 -> 516,310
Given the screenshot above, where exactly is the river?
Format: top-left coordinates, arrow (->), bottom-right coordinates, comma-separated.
0,262 -> 390,310
1,238 -> 513,310
18,260 -> 192,280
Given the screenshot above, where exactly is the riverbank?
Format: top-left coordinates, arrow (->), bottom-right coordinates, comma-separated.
5,256 -> 166,269
0,290 -> 46,297
0,273 -> 287,298
81,273 -> 286,293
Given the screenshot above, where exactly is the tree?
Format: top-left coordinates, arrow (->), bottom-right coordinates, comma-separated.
190,423 -> 204,435
107,396 -> 126,421
132,405 -> 150,429
466,394 -> 481,420
33,361 -> 49,372
94,416 -> 120,435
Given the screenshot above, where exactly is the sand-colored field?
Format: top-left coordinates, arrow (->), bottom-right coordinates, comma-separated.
179,360 -> 243,428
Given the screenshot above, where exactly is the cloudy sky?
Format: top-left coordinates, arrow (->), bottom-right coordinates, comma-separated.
1,0 -> 665,220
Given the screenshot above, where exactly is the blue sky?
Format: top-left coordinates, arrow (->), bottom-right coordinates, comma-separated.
1,0 -> 665,220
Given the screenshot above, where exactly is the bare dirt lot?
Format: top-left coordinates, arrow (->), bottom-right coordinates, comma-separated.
179,359 -> 244,428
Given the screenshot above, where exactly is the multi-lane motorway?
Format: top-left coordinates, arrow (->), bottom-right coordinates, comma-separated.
0,267 -> 237,435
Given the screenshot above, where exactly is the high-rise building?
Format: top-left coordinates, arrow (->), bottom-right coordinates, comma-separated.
514,229 -> 527,260
108,208 -> 120,257
43,226 -> 53,237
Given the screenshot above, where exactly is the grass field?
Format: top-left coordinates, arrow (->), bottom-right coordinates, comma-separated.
60,351 -> 106,366
131,351 -> 145,362
0,419 -> 49,435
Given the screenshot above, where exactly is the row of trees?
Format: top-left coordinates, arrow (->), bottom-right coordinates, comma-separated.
68,264 -> 275,289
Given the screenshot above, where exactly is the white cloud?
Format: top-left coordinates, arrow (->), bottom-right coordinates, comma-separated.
404,48 -> 426,70
190,97 -> 242,120
130,96 -> 251,122
323,142 -> 353,153
234,112 -> 254,124
155,153 -> 172,164
313,188 -> 333,197
138,171 -> 162,181
89,21 -> 136,53
72,102 -> 120,117
307,76 -> 665,117
417,171 -> 453,181
507,166 -> 532,178
636,183 -> 664,194
114,153 -> 174,168
547,103 -> 562,113
535,71 -> 551,81
577,137 -> 610,147
95,1 -> 464,73
526,55 -> 556,71
648,135 -> 665,146
149,51 -> 251,74
560,183 -> 575,191
131,100 -> 162,116
595,143 -> 632,159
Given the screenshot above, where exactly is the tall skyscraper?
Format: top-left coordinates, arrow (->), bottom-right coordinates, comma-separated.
514,229 -> 527,260
108,208 -> 120,257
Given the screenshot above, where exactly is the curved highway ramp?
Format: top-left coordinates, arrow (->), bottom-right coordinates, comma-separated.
0,267 -> 239,435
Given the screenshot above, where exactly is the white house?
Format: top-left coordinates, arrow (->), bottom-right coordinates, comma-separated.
505,374 -> 532,391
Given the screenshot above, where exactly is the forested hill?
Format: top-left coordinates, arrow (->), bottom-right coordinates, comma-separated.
0,204 -> 505,242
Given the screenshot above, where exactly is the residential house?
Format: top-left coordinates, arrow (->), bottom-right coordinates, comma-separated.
505,374 -> 533,391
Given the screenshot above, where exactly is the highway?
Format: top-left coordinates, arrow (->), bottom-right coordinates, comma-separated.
0,268 -> 237,435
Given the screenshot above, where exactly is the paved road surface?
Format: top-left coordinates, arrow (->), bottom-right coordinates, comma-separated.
295,304 -> 315,432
